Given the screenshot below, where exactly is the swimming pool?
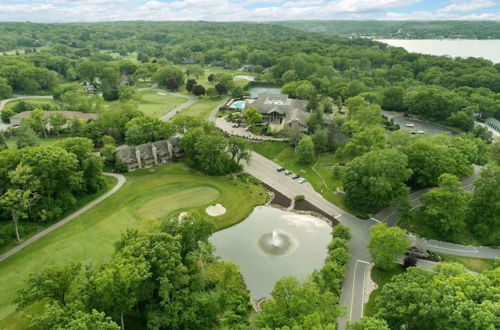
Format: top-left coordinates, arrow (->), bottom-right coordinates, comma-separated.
231,101 -> 246,109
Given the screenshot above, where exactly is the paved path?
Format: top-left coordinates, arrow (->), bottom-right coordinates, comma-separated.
0,95 -> 53,131
137,88 -> 198,121
0,173 -> 126,263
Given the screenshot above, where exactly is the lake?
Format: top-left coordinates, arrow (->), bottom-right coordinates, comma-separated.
377,39 -> 500,63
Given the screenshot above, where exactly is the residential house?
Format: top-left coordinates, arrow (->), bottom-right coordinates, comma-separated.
115,137 -> 182,171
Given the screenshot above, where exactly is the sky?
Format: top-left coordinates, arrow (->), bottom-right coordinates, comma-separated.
0,0 -> 499,22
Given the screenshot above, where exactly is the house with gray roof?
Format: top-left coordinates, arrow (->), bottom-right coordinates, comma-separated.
115,137 -> 182,171
248,94 -> 309,131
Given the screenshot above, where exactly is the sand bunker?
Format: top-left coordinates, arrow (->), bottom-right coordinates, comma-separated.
206,203 -> 226,216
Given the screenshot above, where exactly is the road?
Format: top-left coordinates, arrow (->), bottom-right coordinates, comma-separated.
0,173 -> 126,263
137,88 -> 198,121
244,152 -> 499,328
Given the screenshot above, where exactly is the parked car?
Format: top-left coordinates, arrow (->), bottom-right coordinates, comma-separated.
405,123 -> 414,128
417,130 -> 425,134
292,174 -> 300,179
410,130 -> 417,135
277,167 -> 285,172
298,178 -> 308,184
284,170 -> 292,175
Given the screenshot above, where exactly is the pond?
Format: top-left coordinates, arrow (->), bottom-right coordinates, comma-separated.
209,206 -> 332,298
247,86 -> 282,98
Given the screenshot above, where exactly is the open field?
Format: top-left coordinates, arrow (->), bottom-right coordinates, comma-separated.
134,90 -> 186,118
179,65 -> 252,90
252,141 -> 368,217
364,265 -> 406,317
181,97 -> 226,120
4,136 -> 67,150
437,253 -> 496,273
0,163 -> 266,324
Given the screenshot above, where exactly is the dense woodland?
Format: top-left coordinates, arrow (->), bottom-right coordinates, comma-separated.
0,21 -> 499,329
274,20 -> 500,39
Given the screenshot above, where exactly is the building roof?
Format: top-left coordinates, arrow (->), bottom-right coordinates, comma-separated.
251,93 -> 309,125
10,111 -> 99,121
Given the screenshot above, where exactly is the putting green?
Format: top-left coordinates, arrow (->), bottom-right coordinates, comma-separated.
136,184 -> 220,218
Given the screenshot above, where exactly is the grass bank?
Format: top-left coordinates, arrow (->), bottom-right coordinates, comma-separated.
0,163 -> 266,324
252,141 -> 368,217
437,253 -> 496,273
135,90 -> 186,118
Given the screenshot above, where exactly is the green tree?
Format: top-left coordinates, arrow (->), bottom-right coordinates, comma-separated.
296,135 -> 315,165
100,144 -> 116,165
467,166 -> 500,237
368,223 -> 409,270
29,303 -> 120,330
125,117 -> 173,145
421,173 -> 469,237
228,137 -> 251,165
491,142 -> 500,165
27,109 -> 48,138
0,132 -> 7,151
382,86 -> 405,111
254,277 -> 341,329
84,255 -> 150,329
15,263 -> 81,308
242,106 -> 263,126
0,77 -> 13,98
192,84 -> 206,96
375,265 -> 498,329
48,112 -> 67,136
347,317 -> 390,330
312,128 -> 329,152
343,149 -> 412,209
185,65 -> 204,79
0,189 -> 34,242
152,65 -> 185,89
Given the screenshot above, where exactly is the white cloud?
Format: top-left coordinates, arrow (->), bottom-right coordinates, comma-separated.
0,0 -> 497,22
438,0 -> 496,13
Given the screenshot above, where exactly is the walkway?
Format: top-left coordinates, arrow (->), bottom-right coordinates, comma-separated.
0,173 -> 126,263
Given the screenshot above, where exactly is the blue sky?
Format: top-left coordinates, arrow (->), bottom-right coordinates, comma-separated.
0,0 -> 498,22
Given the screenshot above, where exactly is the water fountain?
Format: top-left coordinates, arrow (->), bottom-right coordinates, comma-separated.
209,206 -> 332,298
271,230 -> 281,247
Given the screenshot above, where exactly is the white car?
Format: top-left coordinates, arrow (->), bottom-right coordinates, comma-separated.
298,178 -> 308,184
405,123 -> 415,128
417,130 -> 425,134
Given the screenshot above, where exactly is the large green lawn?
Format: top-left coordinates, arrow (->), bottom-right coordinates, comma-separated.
252,141 -> 368,217
4,136 -> 68,150
0,163 -> 266,324
181,97 -> 226,120
135,90 -> 187,118
179,65 -> 253,90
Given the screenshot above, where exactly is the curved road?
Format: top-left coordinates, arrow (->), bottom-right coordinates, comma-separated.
0,173 -> 126,263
